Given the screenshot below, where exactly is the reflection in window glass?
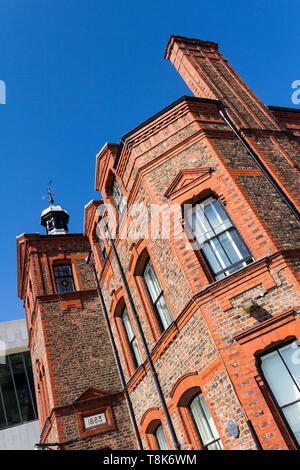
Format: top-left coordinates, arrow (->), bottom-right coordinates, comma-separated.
112,179 -> 126,215
10,354 -> 35,423
143,259 -> 173,332
261,342 -> 300,446
121,307 -> 143,369
155,424 -> 169,450
53,265 -> 75,293
189,392 -> 223,450
0,352 -> 37,430
186,198 -> 253,280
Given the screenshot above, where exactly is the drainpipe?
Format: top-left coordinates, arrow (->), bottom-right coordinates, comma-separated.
86,253 -> 144,450
218,105 -> 300,224
103,220 -> 181,451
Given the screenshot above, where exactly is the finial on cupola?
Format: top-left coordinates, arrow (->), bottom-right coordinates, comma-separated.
40,180 -> 70,235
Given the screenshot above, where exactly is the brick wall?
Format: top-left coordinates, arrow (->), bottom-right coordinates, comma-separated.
17,233 -> 137,449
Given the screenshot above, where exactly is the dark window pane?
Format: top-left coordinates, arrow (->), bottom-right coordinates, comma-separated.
0,359 -> 21,427
99,238 -> 107,261
0,390 -> 7,430
23,352 -> 36,406
10,353 -> 35,423
54,265 -> 75,293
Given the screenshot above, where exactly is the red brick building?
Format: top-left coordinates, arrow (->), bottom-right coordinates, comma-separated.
17,36 -> 300,450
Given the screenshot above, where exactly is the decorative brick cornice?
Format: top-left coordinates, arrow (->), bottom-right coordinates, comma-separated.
126,363 -> 147,393
95,143 -> 119,192
36,289 -> 98,312
165,36 -> 219,60
84,200 -> 102,238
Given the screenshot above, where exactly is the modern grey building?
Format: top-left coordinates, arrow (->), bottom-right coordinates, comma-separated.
0,319 -> 39,450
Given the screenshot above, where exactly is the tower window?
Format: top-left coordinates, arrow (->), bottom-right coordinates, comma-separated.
112,178 -> 126,215
186,197 -> 253,280
189,392 -> 223,450
53,265 -> 75,293
260,341 -> 300,447
143,259 -> 173,333
154,424 -> 169,450
121,307 -> 143,369
99,237 -> 108,262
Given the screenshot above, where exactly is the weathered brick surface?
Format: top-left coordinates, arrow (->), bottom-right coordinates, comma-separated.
17,233 -> 137,450
17,35 -> 300,451
84,38 -> 300,451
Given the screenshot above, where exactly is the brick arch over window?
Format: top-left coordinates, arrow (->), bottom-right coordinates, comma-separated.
165,166 -> 279,288
140,407 -> 171,450
130,241 -> 173,343
111,291 -> 133,377
170,371 -> 223,450
111,290 -> 143,378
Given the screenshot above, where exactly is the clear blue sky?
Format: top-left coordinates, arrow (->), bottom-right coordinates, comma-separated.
0,0 -> 299,322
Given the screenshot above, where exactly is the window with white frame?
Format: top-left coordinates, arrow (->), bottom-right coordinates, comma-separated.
186,197 -> 253,280
260,341 -> 300,447
143,259 -> 173,333
112,178 -> 126,215
189,392 -> 223,450
155,424 -> 169,450
121,307 -> 143,369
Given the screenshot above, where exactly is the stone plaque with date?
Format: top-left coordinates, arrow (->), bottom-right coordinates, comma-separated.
83,412 -> 107,430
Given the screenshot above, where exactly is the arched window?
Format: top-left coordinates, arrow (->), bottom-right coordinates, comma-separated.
143,259 -> 173,333
112,178 -> 126,215
154,423 -> 169,450
99,236 -> 108,262
121,306 -> 143,369
186,197 -> 253,280
189,392 -> 223,450
260,341 -> 300,448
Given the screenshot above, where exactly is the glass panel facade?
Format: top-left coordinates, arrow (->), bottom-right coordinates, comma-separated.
0,351 -> 37,430
53,265 -> 75,293
143,259 -> 173,332
155,424 -> 169,450
186,198 -> 253,280
189,392 -> 223,450
261,342 -> 300,446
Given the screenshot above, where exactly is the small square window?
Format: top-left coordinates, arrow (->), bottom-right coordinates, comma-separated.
53,265 -> 76,293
